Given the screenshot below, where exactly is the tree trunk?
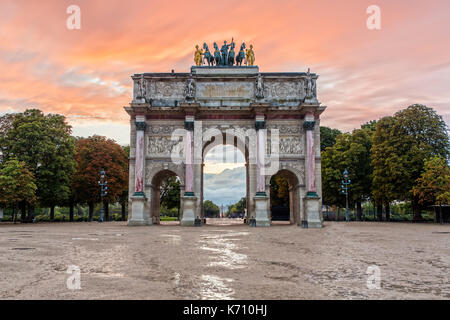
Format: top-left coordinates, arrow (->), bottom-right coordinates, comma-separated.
356,201 -> 362,221
121,202 -> 126,221
69,200 -> 74,222
412,199 -> 423,221
88,202 -> 94,222
50,205 -> 55,222
13,203 -> 17,224
27,204 -> 35,222
20,201 -> 26,223
104,200 -> 109,221
385,202 -> 390,222
377,203 -> 383,222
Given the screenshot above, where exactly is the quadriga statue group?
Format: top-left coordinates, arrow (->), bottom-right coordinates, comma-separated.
194,39 -> 255,67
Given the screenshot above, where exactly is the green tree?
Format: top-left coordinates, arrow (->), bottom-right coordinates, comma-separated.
160,176 -> 181,213
228,197 -> 247,215
2,109 -> 76,221
203,200 -> 220,217
270,175 -> 289,206
321,126 -> 373,220
412,156 -> 450,206
0,159 -> 37,222
72,136 -> 128,221
371,105 -> 449,220
320,126 -> 342,151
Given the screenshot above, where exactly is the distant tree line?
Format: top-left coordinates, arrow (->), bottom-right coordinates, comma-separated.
0,109 -> 129,222
321,104 -> 449,221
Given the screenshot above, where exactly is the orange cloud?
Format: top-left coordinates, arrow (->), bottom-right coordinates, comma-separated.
0,0 -> 449,140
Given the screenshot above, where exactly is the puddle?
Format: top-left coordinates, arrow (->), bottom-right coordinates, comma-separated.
200,274 -> 234,300
199,233 -> 248,269
11,247 -> 35,251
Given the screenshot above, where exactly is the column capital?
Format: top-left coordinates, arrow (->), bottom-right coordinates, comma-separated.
303,120 -> 316,131
135,121 -> 147,131
184,121 -> 194,131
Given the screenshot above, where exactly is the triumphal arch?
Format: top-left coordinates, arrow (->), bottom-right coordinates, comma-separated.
125,41 -> 326,227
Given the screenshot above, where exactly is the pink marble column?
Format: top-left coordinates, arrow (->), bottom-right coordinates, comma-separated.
255,116 -> 266,196
184,117 -> 195,196
304,113 -> 318,197
134,115 -> 146,196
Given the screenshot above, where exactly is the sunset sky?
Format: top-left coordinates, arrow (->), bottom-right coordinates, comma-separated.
0,0 -> 449,147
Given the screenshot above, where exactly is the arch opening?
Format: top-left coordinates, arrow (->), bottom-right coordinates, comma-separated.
202,140 -> 248,226
269,169 -> 300,225
150,169 -> 182,225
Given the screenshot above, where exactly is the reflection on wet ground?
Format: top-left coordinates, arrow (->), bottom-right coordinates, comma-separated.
196,230 -> 249,299
200,275 -> 234,300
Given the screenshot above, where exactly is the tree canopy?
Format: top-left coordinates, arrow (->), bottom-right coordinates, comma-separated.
0,159 -> 37,208
1,109 -> 75,208
72,135 -> 128,205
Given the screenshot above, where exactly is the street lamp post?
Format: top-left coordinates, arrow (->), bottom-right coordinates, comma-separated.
98,169 -> 108,223
341,169 -> 351,222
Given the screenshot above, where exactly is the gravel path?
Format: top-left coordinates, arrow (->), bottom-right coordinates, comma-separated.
0,220 -> 448,299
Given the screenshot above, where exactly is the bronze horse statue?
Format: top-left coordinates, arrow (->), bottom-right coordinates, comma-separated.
203,43 -> 214,66
236,42 -> 246,66
213,42 -> 221,66
228,42 -> 236,66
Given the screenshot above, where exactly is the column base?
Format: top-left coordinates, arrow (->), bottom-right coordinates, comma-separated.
253,195 -> 270,227
180,195 -> 197,226
128,195 -> 150,226
304,195 -> 322,228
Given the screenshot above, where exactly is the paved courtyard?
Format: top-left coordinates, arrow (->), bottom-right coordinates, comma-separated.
0,220 -> 448,299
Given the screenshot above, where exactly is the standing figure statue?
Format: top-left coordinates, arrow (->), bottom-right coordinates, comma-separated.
255,74 -> 264,99
220,40 -> 230,66
203,43 -> 214,66
304,68 -> 316,100
228,41 -> 236,66
194,45 -> 203,66
236,42 -> 246,66
186,75 -> 196,100
246,44 -> 255,66
213,42 -> 221,66
138,74 -> 146,101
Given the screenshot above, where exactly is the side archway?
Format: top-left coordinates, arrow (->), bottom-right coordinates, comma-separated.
268,169 -> 301,225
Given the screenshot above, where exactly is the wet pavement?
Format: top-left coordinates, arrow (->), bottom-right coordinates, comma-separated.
0,220 -> 448,299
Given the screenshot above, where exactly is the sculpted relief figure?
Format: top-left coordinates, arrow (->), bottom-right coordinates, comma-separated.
256,74 -> 264,99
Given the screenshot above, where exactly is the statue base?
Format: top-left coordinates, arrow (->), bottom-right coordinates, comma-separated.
253,195 -> 270,227
128,195 -> 150,226
180,195 -> 197,226
305,195 -> 322,228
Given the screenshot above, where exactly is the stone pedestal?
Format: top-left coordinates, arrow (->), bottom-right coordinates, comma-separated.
181,195 -> 197,226
128,195 -> 150,226
305,195 -> 322,228
253,195 -> 270,227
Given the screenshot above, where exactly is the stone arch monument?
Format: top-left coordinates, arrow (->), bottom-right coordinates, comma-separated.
125,64 -> 326,227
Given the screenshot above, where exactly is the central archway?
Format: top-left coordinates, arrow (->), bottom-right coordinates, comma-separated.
201,131 -> 250,224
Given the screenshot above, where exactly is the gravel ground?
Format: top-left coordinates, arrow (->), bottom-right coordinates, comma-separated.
0,219 -> 448,300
